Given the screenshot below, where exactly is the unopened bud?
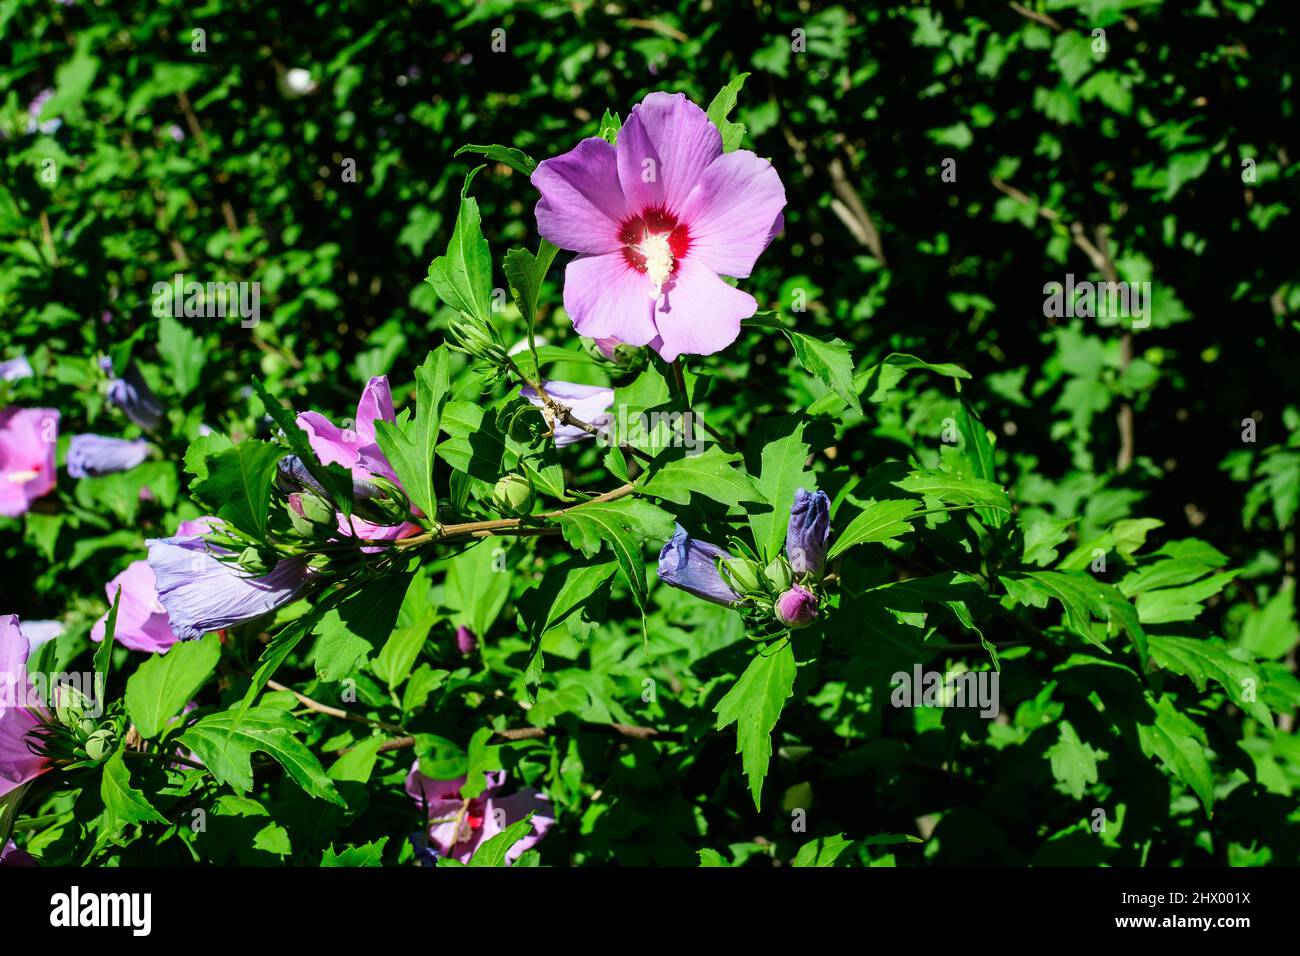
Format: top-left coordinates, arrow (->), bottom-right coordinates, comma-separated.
492,473 -> 534,516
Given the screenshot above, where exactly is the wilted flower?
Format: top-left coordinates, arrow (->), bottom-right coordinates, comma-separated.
102,360 -> 164,430
66,434 -> 151,479
532,92 -> 786,361
0,356 -> 32,382
405,764 -> 554,864
0,407 -> 59,517
0,616 -> 52,798
296,376 -> 421,545
520,380 -> 615,447
90,519 -> 210,654
786,488 -> 831,577
656,523 -> 741,607
146,517 -> 311,641
455,625 -> 478,657
774,584 -> 819,629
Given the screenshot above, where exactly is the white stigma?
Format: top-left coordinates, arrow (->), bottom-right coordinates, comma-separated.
638,231 -> 674,299
6,469 -> 39,483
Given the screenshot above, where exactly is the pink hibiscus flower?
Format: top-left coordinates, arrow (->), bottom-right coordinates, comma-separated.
405,763 -> 554,864
531,92 -> 786,362
0,408 -> 59,517
296,376 -> 422,546
0,616 -> 52,798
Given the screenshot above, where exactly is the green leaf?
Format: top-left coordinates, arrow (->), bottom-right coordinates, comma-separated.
1238,584 -> 1299,660
251,377 -> 354,512
157,312 -> 207,398
373,346 -> 451,520
93,586 -> 120,687
788,332 -> 861,414
792,833 -> 858,867
466,813 -> 536,867
894,469 -> 1011,513
597,109 -> 622,144
179,707 -> 345,806
860,352 -> 970,403
100,749 -> 167,834
1001,570 -> 1147,662
445,539 -> 512,638
125,634 -> 220,739
425,168 -> 493,322
314,573 -> 414,681
714,638 -> 797,810
1147,635 -> 1272,727
1045,720 -> 1106,800
322,837 -> 389,866
454,143 -> 537,176
827,499 -> 922,560
503,241 -> 559,334
746,418 -> 814,560
1137,695 -> 1215,817
555,497 -> 675,613
706,72 -> 750,152
638,446 -> 760,509
189,438 -> 285,538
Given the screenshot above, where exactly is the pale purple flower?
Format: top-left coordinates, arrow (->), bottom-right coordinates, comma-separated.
775,584 -> 819,628
656,523 -> 741,607
103,362 -> 164,430
66,434 -> 151,478
520,380 -> 615,447
786,488 -> 831,577
26,89 -> 61,135
0,407 -> 59,517
455,625 -> 478,656
0,356 -> 32,382
18,620 -> 62,651
146,517 -> 310,641
167,124 -> 185,142
0,616 -> 51,798
405,764 -> 554,864
532,91 -> 786,361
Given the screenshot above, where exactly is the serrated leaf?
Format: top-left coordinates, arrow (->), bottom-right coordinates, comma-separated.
125,634 -> 220,739
157,312 -> 207,398
313,573 -> 413,681
555,497 -> 675,612
638,445 -> 760,509
189,439 -> 284,538
827,499 -> 922,560
454,143 -> 537,176
1137,695 -> 1214,817
100,749 -> 167,835
705,72 -> 750,151
1045,720 -> 1106,800
788,332 -> 861,414
714,638 -> 796,810
373,347 -> 451,520
425,168 -> 493,322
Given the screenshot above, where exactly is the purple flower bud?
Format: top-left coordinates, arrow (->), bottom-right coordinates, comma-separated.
775,584 -> 819,628
105,365 -> 164,430
455,625 -> 478,656
146,519 -> 311,640
785,488 -> 830,577
66,434 -> 151,478
656,524 -> 741,607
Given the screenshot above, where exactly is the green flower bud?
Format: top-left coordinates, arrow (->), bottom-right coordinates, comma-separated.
764,556 -> 792,592
721,556 -> 763,595
299,492 -> 337,526
53,683 -> 90,729
83,727 -> 117,763
492,473 -> 535,516
237,546 -> 276,575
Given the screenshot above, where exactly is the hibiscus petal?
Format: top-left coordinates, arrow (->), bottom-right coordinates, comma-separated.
91,560 -> 180,654
679,150 -> 787,278
297,411 -> 362,470
619,92 -> 722,217
353,376 -> 395,446
651,259 -> 757,361
562,252 -> 659,345
532,138 -> 627,255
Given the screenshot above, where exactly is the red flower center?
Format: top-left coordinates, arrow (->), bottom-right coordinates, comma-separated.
620,207 -> 690,294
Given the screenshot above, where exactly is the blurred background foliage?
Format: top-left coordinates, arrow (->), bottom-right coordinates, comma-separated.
3,0 -> 1300,865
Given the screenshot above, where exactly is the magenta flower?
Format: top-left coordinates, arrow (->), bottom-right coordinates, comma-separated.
0,616 -> 52,799
774,584 -> 819,629
520,380 -> 615,447
147,517 -> 310,641
66,434 -> 151,479
296,376 -> 421,544
0,407 -> 59,517
532,92 -> 786,361
455,624 -> 478,657
405,764 -> 554,864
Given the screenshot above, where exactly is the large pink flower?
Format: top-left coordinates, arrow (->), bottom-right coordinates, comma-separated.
405,764 -> 554,864
296,376 -> 421,545
0,616 -> 52,798
0,408 -> 59,517
532,92 -> 786,362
